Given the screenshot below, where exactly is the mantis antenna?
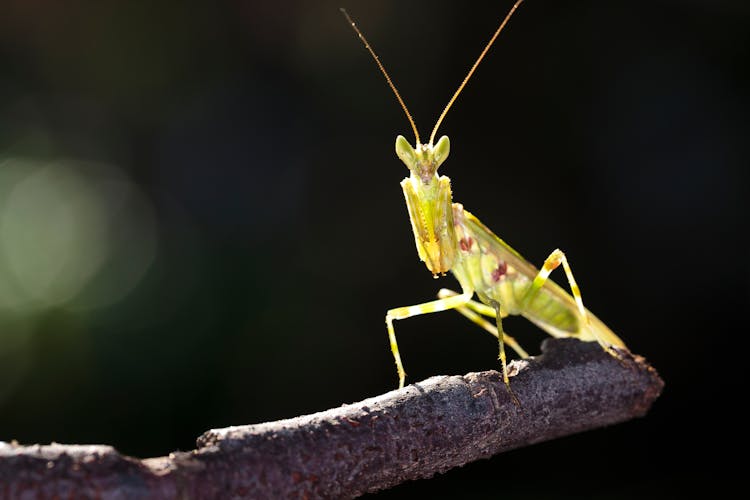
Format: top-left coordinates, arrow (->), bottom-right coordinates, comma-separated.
429,0 -> 525,146
341,8 -> 422,146
342,0 -> 524,147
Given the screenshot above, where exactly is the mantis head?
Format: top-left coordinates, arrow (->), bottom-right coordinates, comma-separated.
395,135 -> 450,185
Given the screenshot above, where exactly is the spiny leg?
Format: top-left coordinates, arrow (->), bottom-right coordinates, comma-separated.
437,288 -> 529,358
385,289 -> 474,389
522,248 -> 616,354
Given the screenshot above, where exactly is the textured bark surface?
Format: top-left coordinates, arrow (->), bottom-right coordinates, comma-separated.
0,338 -> 663,499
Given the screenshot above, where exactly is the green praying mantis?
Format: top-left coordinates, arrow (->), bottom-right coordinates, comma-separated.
342,0 -> 626,396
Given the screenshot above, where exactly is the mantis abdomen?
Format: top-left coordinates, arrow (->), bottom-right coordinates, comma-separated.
452,205 -> 626,348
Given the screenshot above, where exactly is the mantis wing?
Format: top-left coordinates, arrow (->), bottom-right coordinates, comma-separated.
456,208 -> 625,347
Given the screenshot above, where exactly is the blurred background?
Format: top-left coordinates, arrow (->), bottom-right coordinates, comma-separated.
0,0 -> 746,497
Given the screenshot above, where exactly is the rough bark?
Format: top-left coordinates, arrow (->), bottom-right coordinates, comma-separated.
0,338 -> 663,499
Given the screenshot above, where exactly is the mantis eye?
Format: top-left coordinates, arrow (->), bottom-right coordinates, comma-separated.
395,135 -> 417,170
433,135 -> 450,169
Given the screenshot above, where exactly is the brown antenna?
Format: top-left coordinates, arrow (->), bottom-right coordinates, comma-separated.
429,0 -> 525,146
341,8 -> 422,146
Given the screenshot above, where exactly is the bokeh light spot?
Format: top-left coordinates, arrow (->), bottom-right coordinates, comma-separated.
0,158 -> 158,312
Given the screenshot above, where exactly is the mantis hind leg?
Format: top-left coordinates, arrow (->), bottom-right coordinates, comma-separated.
437,288 -> 529,359
523,248 -> 617,355
385,289 -> 474,389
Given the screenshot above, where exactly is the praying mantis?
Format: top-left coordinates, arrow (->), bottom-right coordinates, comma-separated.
342,0 -> 626,395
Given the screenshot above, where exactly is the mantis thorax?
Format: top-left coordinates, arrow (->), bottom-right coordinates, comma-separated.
397,135 -> 458,276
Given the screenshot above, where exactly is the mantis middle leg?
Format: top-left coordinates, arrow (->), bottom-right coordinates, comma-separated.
433,289 -> 519,401
386,289 -> 474,388
437,288 -> 529,359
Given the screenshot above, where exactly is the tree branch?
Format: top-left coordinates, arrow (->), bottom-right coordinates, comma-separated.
0,338 -> 663,499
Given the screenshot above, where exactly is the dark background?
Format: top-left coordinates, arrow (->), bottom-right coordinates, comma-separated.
0,0 -> 746,497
